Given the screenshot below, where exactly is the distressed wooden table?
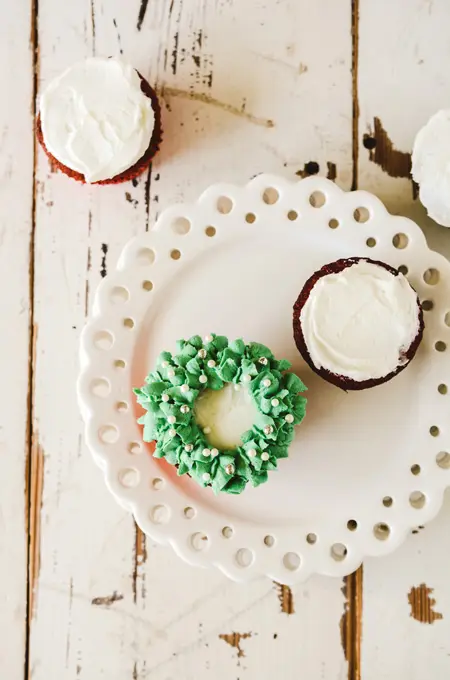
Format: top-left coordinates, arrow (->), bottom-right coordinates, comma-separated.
2,1 -> 450,678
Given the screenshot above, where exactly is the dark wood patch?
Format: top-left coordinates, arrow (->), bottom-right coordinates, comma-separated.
273,582 -> 295,615
340,568 -> 363,680
367,117 -> 412,179
137,0 -> 149,31
408,584 -> 443,624
219,632 -> 252,658
132,523 -> 147,604
91,591 -> 124,607
100,243 -> 108,278
327,161 -> 337,181
171,32 -> 179,75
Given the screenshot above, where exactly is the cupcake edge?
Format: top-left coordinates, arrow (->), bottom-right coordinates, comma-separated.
292,257 -> 425,391
36,73 -> 162,185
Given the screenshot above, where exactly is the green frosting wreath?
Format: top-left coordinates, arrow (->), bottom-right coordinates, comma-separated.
134,334 -> 307,495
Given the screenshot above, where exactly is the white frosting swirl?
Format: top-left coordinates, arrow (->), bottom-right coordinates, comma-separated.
40,57 -> 155,183
299,260 -> 420,381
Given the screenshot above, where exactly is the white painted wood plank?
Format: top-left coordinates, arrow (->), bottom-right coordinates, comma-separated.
30,1 -> 353,678
363,491 -> 450,680
0,1 -> 34,676
358,1 -> 450,677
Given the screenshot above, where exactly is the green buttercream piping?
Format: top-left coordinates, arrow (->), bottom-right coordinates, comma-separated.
134,335 -> 307,495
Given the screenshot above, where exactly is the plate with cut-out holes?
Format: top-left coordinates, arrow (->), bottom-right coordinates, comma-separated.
78,174 -> 450,585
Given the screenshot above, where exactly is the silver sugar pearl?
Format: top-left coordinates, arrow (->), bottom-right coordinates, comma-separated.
161,394 -> 170,403
202,472 -> 211,482
261,452 -> 270,461
264,425 -> 274,435
207,359 -> 216,368
248,448 -> 257,458
168,428 -> 176,437
258,357 -> 268,366
211,448 -> 219,457
185,444 -> 194,452
203,426 -> 211,435
285,414 -> 294,424
199,375 -> 208,384
180,404 -> 190,414
243,374 -> 251,383
198,349 -> 207,359
167,369 -> 175,378
271,398 -> 279,407
202,448 -> 211,457
204,335 -> 213,343
180,384 -> 189,393
262,379 -> 271,387
225,464 -> 235,475
167,415 -> 176,425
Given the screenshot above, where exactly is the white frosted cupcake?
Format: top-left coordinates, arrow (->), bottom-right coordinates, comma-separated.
37,57 -> 162,184
293,258 -> 424,390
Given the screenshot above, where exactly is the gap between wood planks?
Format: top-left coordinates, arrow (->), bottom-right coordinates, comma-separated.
345,2 -> 363,679
341,569 -> 363,680
24,1 -> 40,679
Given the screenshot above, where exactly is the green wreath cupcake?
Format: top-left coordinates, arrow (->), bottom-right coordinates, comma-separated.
134,334 -> 307,495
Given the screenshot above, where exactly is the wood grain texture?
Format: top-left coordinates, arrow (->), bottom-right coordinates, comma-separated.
358,0 -> 450,677
26,0 -> 355,678
408,584 -> 443,624
0,0 -> 34,676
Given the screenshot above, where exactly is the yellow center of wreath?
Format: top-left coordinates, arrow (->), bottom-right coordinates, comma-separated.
194,383 -> 258,450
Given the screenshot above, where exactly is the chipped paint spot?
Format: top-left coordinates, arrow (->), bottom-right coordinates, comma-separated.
112,18 -> 123,55
273,582 -> 295,615
366,117 -> 411,179
125,191 -> 138,208
327,162 -> 337,181
144,169 -> 151,231
366,118 -> 419,200
160,86 -> 274,128
296,161 -> 327,179
408,584 -> 443,624
100,243 -> 108,278
171,32 -> 179,75
137,0 -> 149,31
28,429 -> 45,620
219,632 -> 252,659
304,161 -> 319,175
90,0 -> 96,55
132,523 -> 147,603
340,570 -> 363,680
91,591 -> 124,607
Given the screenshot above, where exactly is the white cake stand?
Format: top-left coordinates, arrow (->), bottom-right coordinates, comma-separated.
77,175 -> 450,585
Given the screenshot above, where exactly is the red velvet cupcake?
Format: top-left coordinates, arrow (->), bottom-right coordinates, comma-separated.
293,258 -> 424,390
37,57 -> 162,185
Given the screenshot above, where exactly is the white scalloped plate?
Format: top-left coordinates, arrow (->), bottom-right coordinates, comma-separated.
78,175 -> 450,585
